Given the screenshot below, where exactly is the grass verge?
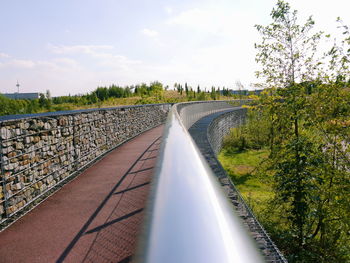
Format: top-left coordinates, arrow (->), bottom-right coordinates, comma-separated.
218,147 -> 273,216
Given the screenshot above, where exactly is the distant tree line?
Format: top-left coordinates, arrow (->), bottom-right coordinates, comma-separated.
0,80 -> 253,116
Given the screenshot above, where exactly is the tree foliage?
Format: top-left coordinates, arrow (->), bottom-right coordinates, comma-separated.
255,0 -> 322,87
252,1 -> 350,262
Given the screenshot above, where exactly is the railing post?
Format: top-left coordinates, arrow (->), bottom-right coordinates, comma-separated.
72,114 -> 78,171
104,110 -> 108,148
0,122 -> 8,220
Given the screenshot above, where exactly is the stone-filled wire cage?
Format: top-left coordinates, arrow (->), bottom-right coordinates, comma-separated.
0,104 -> 170,225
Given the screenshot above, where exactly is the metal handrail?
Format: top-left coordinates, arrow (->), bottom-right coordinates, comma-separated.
134,101 -> 263,263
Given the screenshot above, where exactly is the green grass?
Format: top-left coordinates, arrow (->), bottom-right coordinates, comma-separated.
219,146 -> 294,259
218,147 -> 273,214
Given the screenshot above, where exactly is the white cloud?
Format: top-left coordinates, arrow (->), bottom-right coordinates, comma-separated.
8,59 -> 36,69
155,43 -> 257,89
48,44 -> 114,55
0,52 -> 10,58
0,46 -> 147,96
162,4 -> 261,87
141,28 -> 159,37
167,8 -> 228,36
52,58 -> 79,66
165,6 -> 173,15
166,5 -> 260,43
167,8 -> 207,27
96,54 -> 142,72
0,55 -> 81,72
47,44 -> 141,66
42,58 -> 81,71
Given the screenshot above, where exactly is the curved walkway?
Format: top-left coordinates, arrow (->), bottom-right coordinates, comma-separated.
0,125 -> 164,263
188,111 -> 286,263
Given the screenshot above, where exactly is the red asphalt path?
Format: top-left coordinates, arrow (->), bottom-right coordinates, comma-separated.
0,125 -> 164,263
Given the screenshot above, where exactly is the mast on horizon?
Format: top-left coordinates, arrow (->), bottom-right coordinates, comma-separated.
16,81 -> 20,99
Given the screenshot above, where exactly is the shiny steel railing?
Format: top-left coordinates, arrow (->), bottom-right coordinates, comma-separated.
135,101 -> 263,263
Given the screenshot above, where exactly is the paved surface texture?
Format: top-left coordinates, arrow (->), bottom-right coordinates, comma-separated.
0,125 -> 163,263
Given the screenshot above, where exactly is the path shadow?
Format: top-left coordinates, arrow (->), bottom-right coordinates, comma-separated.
56,137 -> 161,263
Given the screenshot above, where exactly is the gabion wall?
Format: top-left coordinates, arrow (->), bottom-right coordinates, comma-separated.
188,107 -> 287,262
0,104 -> 170,223
207,108 -> 247,155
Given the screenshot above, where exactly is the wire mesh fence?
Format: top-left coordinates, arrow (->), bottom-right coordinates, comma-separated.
0,104 -> 170,225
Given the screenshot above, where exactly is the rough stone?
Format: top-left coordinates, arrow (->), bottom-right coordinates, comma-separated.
15,128 -> 21,136
44,123 -> 51,130
1,127 -> 11,140
15,142 -> 24,150
21,154 -> 30,160
24,136 -> 32,144
10,158 -> 18,163
8,152 -> 16,158
11,183 -> 23,191
0,104 -> 170,220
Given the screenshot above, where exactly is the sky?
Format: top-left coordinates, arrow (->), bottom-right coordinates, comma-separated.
0,0 -> 349,96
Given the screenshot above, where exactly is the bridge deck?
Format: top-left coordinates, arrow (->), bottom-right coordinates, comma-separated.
0,125 -> 164,263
